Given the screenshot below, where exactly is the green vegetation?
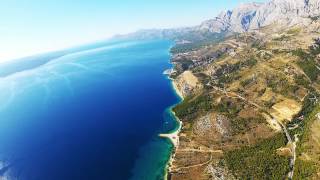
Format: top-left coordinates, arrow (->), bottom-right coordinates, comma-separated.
195,73 -> 211,89
265,72 -> 302,100
215,98 -> 264,135
297,59 -> 320,81
295,75 -> 310,88
230,117 -> 265,135
218,74 -> 238,85
289,92 -> 319,137
301,91 -> 320,116
287,28 -> 301,35
225,133 -> 290,179
273,34 -> 290,41
266,74 -> 290,94
234,57 -> 257,69
230,118 -> 249,135
266,75 -> 285,89
292,48 -> 320,81
251,40 -> 266,50
309,15 -> 320,21
173,94 -> 213,120
264,99 -> 276,109
245,57 -> 258,67
179,60 -> 194,71
293,159 -> 317,180
240,77 -> 255,87
287,92 -> 320,179
213,57 -> 257,87
170,32 -> 226,54
310,42 -> 320,56
291,94 -> 320,151
292,48 -> 310,59
216,99 -> 242,118
274,83 -> 300,101
171,43 -> 203,54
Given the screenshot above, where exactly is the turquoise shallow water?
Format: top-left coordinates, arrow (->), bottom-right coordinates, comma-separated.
0,39 -> 180,180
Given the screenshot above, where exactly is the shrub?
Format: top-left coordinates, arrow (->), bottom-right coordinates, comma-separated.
297,59 -> 320,81
173,94 -> 213,120
225,133 -> 289,179
293,159 -> 317,179
295,75 -> 310,88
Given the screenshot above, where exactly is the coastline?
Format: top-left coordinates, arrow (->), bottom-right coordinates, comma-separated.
160,74 -> 184,180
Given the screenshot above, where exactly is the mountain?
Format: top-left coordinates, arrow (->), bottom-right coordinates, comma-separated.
198,2 -> 262,33
117,0 -> 320,42
200,0 -> 320,33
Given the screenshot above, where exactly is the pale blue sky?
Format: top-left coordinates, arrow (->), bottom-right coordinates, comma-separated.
0,0 -> 265,61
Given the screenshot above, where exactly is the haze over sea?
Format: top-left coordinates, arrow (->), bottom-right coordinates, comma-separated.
0,39 -> 180,180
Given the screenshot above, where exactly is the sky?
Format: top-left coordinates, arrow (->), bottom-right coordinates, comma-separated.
0,0 -> 265,62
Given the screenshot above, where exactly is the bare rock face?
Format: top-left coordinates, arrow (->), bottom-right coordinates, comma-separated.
250,0 -> 320,29
229,3 -> 262,32
197,11 -> 232,33
199,0 -> 320,33
198,3 -> 262,33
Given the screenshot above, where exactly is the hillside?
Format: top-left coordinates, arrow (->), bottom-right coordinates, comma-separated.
169,15 -> 320,180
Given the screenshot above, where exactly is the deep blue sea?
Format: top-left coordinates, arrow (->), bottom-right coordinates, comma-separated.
0,39 -> 180,180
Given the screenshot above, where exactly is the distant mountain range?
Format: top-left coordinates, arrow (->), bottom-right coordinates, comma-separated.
116,0 -> 320,41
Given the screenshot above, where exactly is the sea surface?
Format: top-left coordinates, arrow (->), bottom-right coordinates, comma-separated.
0,39 -> 180,180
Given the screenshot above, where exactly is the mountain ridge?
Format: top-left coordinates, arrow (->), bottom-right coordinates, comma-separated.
117,0 -> 320,42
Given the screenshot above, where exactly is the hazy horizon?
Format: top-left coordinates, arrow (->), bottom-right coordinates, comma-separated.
0,0 -> 265,62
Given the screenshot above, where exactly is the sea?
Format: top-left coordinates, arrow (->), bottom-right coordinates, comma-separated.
0,39 -> 180,180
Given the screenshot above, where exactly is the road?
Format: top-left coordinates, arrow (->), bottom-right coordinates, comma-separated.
210,84 -> 297,179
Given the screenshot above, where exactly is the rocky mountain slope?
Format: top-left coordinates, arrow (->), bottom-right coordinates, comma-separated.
199,0 -> 320,33
118,0 -> 320,42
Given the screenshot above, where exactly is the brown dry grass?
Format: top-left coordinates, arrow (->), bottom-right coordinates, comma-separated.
271,98 -> 302,122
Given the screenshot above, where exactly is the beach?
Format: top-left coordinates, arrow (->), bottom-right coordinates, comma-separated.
159,75 -> 184,180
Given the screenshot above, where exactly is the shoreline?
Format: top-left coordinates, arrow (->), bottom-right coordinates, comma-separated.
159,117 -> 181,147
170,77 -> 184,100
160,73 -> 184,180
